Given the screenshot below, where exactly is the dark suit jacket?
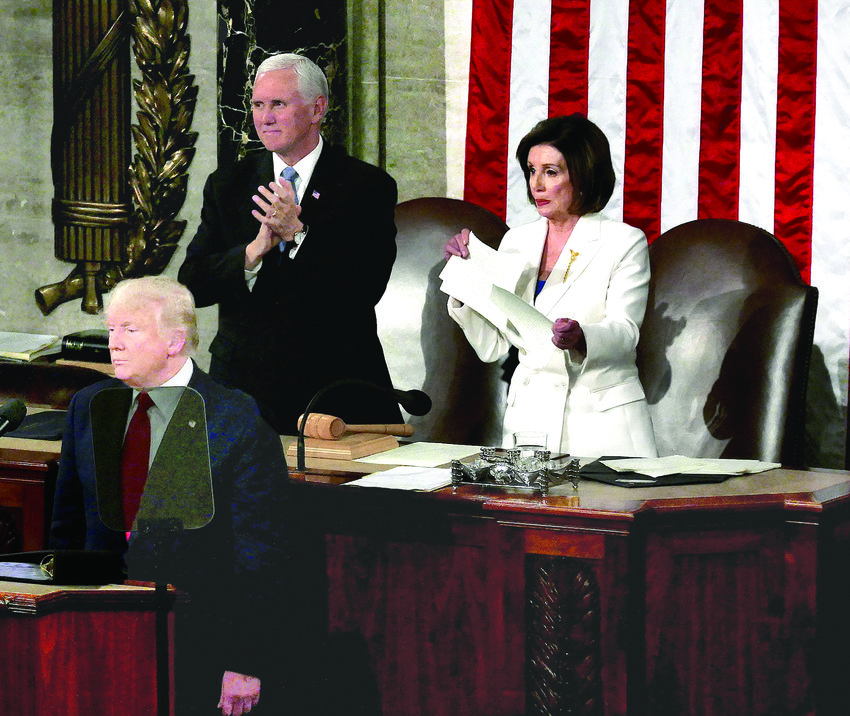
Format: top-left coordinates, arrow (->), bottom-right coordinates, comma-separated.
49,364 -> 290,706
178,144 -> 403,433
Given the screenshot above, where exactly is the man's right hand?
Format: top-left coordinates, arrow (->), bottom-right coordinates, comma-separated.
218,671 -> 261,715
245,180 -> 303,269
443,227 -> 471,259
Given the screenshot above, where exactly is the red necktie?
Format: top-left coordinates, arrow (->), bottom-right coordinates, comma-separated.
121,392 -> 154,530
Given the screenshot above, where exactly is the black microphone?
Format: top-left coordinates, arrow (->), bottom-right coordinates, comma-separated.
296,380 -> 432,472
0,399 -> 27,437
392,389 -> 432,416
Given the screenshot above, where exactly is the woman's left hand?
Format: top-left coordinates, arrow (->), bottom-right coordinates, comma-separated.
552,318 -> 586,353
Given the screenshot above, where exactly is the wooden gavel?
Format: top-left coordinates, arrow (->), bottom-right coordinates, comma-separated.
298,413 -> 415,440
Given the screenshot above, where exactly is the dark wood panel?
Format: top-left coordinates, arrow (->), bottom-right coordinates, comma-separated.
325,527 -> 526,716
0,598 -> 173,716
0,447 -> 59,553
644,524 -> 817,716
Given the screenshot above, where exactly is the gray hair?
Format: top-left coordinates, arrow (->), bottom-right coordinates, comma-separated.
105,276 -> 199,354
255,53 -> 329,105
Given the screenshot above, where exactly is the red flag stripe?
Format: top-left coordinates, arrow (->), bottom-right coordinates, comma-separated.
622,0 -> 667,242
697,0 -> 744,220
464,0 -> 515,218
548,0 -> 590,118
774,0 -> 817,283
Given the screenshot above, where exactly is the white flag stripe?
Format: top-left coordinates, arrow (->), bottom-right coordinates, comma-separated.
737,0 -> 779,233
444,0 -> 473,199
587,0 -> 630,221
810,0 -> 850,406
660,0 -> 705,234
507,0 -> 551,226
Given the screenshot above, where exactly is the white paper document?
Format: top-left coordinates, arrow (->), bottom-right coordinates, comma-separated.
342,466 -> 453,491
439,232 -> 519,330
355,442 -> 480,467
601,455 -> 780,478
490,285 -> 558,352
0,331 -> 61,361
439,232 -> 554,352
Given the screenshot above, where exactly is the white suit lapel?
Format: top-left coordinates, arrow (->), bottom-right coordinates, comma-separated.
535,214 -> 603,313
509,218 -> 549,303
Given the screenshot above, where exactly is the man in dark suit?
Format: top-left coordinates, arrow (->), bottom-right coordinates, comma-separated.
178,53 -> 402,435
49,277 -> 289,715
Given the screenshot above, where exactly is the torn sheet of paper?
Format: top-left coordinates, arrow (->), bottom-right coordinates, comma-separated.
439,232 -> 553,352
439,232 -> 523,330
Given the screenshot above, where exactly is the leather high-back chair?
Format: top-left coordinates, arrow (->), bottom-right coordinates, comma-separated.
0,362 -> 109,410
377,197 -> 509,445
636,219 -> 817,465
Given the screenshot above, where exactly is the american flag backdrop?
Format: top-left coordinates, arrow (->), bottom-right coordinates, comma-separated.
455,0 -> 850,467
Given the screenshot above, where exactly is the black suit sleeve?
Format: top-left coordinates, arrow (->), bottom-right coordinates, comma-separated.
202,389 -> 291,680
178,167 -> 259,308
48,394 -> 88,549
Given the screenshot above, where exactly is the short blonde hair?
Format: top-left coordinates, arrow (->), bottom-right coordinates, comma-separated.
105,276 -> 199,354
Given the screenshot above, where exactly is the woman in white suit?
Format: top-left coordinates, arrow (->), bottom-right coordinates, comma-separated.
444,114 -> 657,458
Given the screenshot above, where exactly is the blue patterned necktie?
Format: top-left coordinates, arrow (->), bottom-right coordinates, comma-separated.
281,166 -> 299,204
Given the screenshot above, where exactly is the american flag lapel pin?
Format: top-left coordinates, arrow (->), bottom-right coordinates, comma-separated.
312,190 -> 320,200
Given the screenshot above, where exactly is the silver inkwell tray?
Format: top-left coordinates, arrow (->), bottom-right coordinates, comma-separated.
451,447 -> 581,496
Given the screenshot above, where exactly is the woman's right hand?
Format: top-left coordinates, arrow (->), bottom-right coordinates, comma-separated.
443,228 -> 471,259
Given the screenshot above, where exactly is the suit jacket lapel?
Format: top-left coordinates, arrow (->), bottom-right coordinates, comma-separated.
89,385 -> 133,530
298,142 -> 338,230
535,214 -> 603,313
513,219 -> 549,302
251,151 -> 275,193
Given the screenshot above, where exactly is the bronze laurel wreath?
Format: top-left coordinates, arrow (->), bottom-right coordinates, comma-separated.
123,0 -> 198,279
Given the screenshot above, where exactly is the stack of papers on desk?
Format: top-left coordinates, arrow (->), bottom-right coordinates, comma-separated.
0,332 -> 61,361
581,455 -> 781,487
343,466 -> 452,491
601,456 -> 780,477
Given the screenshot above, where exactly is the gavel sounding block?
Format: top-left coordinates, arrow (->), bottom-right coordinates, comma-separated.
285,432 -> 400,460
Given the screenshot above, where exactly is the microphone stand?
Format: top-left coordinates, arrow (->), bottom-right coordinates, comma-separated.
296,379 -> 430,473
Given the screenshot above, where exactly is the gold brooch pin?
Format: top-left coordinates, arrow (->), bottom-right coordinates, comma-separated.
563,250 -> 580,281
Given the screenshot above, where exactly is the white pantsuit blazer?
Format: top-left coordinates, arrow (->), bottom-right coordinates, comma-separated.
448,213 -> 657,458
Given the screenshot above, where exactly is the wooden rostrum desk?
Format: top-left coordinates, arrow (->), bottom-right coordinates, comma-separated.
289,450 -> 850,716
0,440 -> 61,554
6,434 -> 850,715
0,580 -> 179,716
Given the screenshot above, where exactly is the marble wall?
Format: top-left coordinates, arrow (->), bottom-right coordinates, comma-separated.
0,0 -> 450,369
385,0 -> 448,200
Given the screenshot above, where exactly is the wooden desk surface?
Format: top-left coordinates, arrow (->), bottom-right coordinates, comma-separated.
0,580 -> 174,615
1,579 -> 176,716
287,432 -> 850,522
0,405 -> 63,457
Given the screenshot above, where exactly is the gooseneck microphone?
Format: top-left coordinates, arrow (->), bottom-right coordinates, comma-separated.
0,399 -> 27,437
391,388 -> 432,417
296,380 -> 432,472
